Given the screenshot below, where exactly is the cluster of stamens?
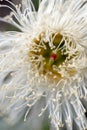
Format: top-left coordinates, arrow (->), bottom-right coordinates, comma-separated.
29,33 -> 78,82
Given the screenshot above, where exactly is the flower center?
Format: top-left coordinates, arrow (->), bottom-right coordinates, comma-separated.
29,33 -> 77,82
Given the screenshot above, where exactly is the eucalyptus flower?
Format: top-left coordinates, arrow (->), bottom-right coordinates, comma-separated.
0,0 -> 87,130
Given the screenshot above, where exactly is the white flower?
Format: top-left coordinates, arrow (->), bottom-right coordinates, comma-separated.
0,0 -> 87,129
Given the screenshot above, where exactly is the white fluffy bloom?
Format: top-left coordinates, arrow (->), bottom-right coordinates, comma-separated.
0,0 -> 87,130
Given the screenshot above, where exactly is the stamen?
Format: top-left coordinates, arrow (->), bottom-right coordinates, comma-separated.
29,32 -> 80,82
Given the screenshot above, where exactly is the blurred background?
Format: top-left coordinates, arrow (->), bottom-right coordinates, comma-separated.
0,0 -> 39,31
